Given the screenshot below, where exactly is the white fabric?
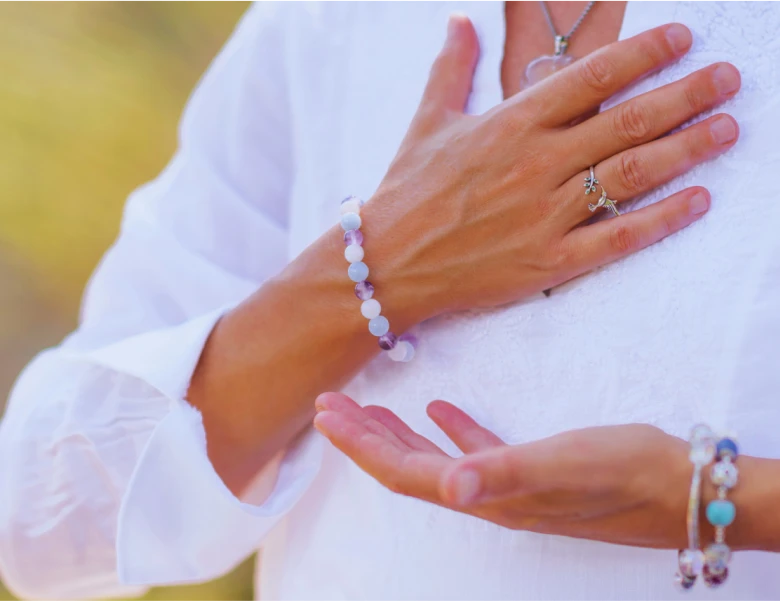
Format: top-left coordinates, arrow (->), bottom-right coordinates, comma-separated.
1,1 -> 780,599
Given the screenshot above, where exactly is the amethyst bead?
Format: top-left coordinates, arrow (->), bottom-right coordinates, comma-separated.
343,229 -> 363,246
703,565 -> 729,588
378,332 -> 398,350
355,281 -> 374,300
399,333 -> 418,348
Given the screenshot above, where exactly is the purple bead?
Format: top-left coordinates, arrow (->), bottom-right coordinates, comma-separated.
343,229 -> 363,246
354,281 -> 374,300
378,333 -> 398,351
703,565 -> 729,588
399,333 -> 418,348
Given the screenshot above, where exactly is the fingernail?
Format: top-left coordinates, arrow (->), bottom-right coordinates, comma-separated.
665,24 -> 692,54
314,393 -> 330,412
710,116 -> 737,144
690,191 -> 710,215
313,411 -> 331,434
712,63 -> 740,95
450,469 -> 481,505
447,12 -> 467,37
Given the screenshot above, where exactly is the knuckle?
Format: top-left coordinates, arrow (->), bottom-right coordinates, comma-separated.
609,224 -> 641,254
579,54 -> 616,93
638,37 -> 667,65
683,77 -> 709,113
616,150 -> 649,192
613,102 -> 652,145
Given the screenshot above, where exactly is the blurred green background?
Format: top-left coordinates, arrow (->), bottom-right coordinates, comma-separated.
0,2 -> 254,599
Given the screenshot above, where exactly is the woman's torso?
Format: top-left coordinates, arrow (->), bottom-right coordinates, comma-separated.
262,2 -> 780,598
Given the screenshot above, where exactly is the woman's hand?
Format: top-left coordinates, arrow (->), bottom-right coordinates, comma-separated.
363,17 -> 740,326
313,392 -> 693,549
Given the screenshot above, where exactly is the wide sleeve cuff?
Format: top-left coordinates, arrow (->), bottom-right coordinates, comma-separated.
116,401 -> 322,585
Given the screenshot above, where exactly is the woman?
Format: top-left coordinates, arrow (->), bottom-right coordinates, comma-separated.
1,1 -> 778,599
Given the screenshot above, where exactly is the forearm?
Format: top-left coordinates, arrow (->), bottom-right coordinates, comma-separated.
187,216 -> 426,496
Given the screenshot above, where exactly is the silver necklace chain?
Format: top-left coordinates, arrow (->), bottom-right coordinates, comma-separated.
539,1 -> 596,55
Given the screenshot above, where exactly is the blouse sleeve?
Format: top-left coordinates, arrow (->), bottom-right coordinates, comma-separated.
0,3 -> 323,598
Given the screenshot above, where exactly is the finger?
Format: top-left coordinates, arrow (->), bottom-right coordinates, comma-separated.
561,113 -> 738,226
426,400 -> 505,453
507,23 -> 692,128
417,14 -> 480,119
567,63 -> 741,169
562,187 -> 711,275
315,392 -> 408,452
314,410 -> 450,502
363,405 -> 448,455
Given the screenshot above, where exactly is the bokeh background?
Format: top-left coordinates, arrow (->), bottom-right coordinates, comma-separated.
0,2 -> 253,599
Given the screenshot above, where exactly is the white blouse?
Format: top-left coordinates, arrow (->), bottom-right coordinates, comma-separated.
2,2 -> 780,599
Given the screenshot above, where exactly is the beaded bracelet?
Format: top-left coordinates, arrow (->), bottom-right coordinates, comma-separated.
340,196 -> 417,362
675,424 -> 715,589
675,425 -> 738,590
702,435 -> 739,588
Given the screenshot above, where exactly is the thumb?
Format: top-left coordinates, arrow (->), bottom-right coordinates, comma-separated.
418,13 -> 480,119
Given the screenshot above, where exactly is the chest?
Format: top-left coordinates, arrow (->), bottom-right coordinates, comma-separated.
283,1 -> 780,451
501,1 -> 626,98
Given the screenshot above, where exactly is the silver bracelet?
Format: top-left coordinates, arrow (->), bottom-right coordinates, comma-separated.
675,424 -> 715,589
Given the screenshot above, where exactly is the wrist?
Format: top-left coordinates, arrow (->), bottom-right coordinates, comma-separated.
711,455 -> 780,552
356,192 -> 444,327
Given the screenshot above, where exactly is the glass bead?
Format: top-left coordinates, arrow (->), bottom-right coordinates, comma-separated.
344,244 -> 364,263
378,332 -> 398,351
400,341 -> 415,362
689,440 -> 716,466
704,543 -> 731,573
339,196 -> 363,216
690,424 -> 716,446
341,195 -> 364,207
361,299 -> 381,319
368,315 -> 390,337
703,565 -> 729,588
716,438 -> 739,461
354,281 -> 374,300
711,460 -> 738,489
678,549 -> 705,578
706,500 -> 736,527
340,212 -> 362,231
388,340 -> 410,362
348,261 -> 369,282
343,229 -> 363,246
674,572 -> 696,591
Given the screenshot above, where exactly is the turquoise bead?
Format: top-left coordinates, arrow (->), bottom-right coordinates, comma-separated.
340,212 -> 362,231
706,500 -> 736,527
348,261 -> 369,282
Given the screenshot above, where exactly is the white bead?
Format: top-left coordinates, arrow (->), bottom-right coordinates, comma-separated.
361,299 -> 381,319
400,341 -> 415,362
340,199 -> 362,215
344,244 -> 364,263
388,341 -> 408,362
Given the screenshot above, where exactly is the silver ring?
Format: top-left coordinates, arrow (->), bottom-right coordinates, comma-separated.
584,166 -> 620,217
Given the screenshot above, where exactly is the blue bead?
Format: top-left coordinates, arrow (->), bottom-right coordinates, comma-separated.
706,500 -> 736,527
340,212 -> 362,231
348,261 -> 369,282
368,315 -> 390,337
716,438 -> 739,460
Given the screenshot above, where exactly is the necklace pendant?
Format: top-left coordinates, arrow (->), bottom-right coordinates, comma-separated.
521,52 -> 574,90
